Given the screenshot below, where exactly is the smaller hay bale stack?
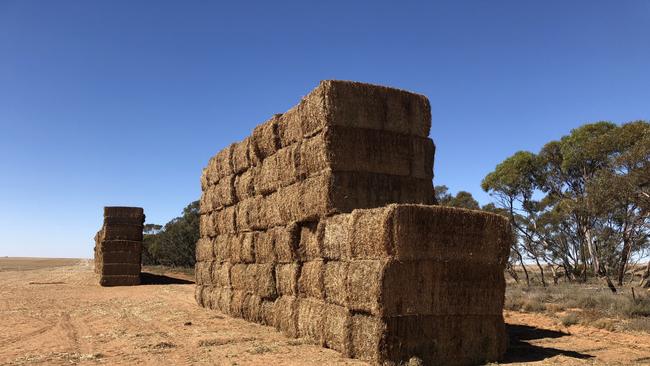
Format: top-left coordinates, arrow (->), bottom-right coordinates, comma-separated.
94,206 -> 144,286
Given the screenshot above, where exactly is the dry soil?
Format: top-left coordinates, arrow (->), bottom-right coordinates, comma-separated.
1,258 -> 649,365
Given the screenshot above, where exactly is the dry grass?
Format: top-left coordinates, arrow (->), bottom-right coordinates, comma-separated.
506,282 -> 650,332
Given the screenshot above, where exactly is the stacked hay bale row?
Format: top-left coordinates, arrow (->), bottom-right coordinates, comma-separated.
94,206 -> 144,286
195,80 -> 510,365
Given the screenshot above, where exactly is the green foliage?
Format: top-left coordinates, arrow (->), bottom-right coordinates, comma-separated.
434,185 -> 480,210
483,120 -> 650,286
142,201 -> 199,267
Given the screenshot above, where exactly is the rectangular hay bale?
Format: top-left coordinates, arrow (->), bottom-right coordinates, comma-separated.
275,263 -> 300,296
251,114 -> 280,162
298,222 -> 321,260
323,261 -> 348,307
271,295 -> 299,337
195,237 -> 214,262
296,298 -> 326,345
298,260 -> 324,299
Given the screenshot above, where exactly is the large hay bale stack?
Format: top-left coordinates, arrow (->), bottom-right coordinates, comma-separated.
94,206 -> 144,286
196,80 -> 511,365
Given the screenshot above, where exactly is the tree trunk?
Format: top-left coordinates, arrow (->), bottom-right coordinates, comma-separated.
617,224 -> 633,286
506,262 -> 520,283
534,257 -> 547,287
585,227 -> 617,293
515,249 -> 530,287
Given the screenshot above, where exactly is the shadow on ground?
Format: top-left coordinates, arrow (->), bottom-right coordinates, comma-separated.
501,324 -> 594,363
140,272 -> 194,285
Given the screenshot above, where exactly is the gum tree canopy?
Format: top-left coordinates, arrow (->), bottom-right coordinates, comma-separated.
482,121 -> 650,288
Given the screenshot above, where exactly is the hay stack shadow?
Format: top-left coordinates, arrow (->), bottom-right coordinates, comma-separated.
501,324 -> 594,363
140,272 -> 194,285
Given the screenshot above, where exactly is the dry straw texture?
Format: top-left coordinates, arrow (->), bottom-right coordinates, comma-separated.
195,81 -> 510,365
95,207 -> 144,286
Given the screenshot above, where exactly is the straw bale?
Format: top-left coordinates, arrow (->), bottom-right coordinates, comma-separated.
411,137 -> 435,180
212,206 -> 237,235
382,260 -> 433,316
271,296 -> 299,337
348,208 -> 393,259
230,264 -> 248,291
322,303 -> 351,354
327,172 -> 434,214
100,263 -> 141,276
275,263 -> 300,296
349,314 -> 385,362
195,285 -> 205,306
201,285 -> 216,309
277,106 -> 303,147
296,298 -> 326,345
216,286 -> 233,313
430,280 -> 505,316
199,189 -> 212,214
241,233 -> 257,263
100,224 -> 143,241
242,293 -> 264,322
104,206 -> 144,218
272,223 -> 300,263
195,237 -> 214,262
293,84 -> 328,139
231,138 -> 252,174
251,114 -> 280,161
205,145 -> 234,185
255,144 -> 299,195
211,262 -> 232,287
298,260 -> 324,299
259,192 -> 283,228
99,240 -> 141,252
213,235 -> 232,262
380,314 -> 507,366
254,263 -> 277,299
260,300 -> 275,326
389,205 -> 511,263
346,260 -> 386,315
201,168 -> 209,192
230,290 -> 248,318
232,232 -> 255,264
323,261 -> 348,306
312,80 -> 431,137
298,222 -> 321,260
344,204 -> 511,263
199,214 -> 215,237
103,216 -> 145,226
254,230 -> 276,263
210,175 -> 236,209
317,214 -> 351,260
234,169 -> 255,202
299,127 -> 431,178
276,174 -> 332,222
100,275 -> 141,287
194,261 -> 214,285
235,196 -> 263,231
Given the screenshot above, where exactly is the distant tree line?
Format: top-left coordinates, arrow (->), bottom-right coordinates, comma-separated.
142,201 -> 199,267
480,121 -> 649,290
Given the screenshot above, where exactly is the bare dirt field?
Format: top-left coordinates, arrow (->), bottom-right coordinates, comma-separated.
1,258 -> 649,365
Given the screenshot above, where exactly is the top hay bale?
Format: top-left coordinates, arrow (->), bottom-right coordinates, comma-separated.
203,80 -> 433,185
104,206 -> 144,217
283,80 -> 432,142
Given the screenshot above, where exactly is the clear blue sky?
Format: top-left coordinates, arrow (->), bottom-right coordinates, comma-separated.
1,1 -> 648,258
